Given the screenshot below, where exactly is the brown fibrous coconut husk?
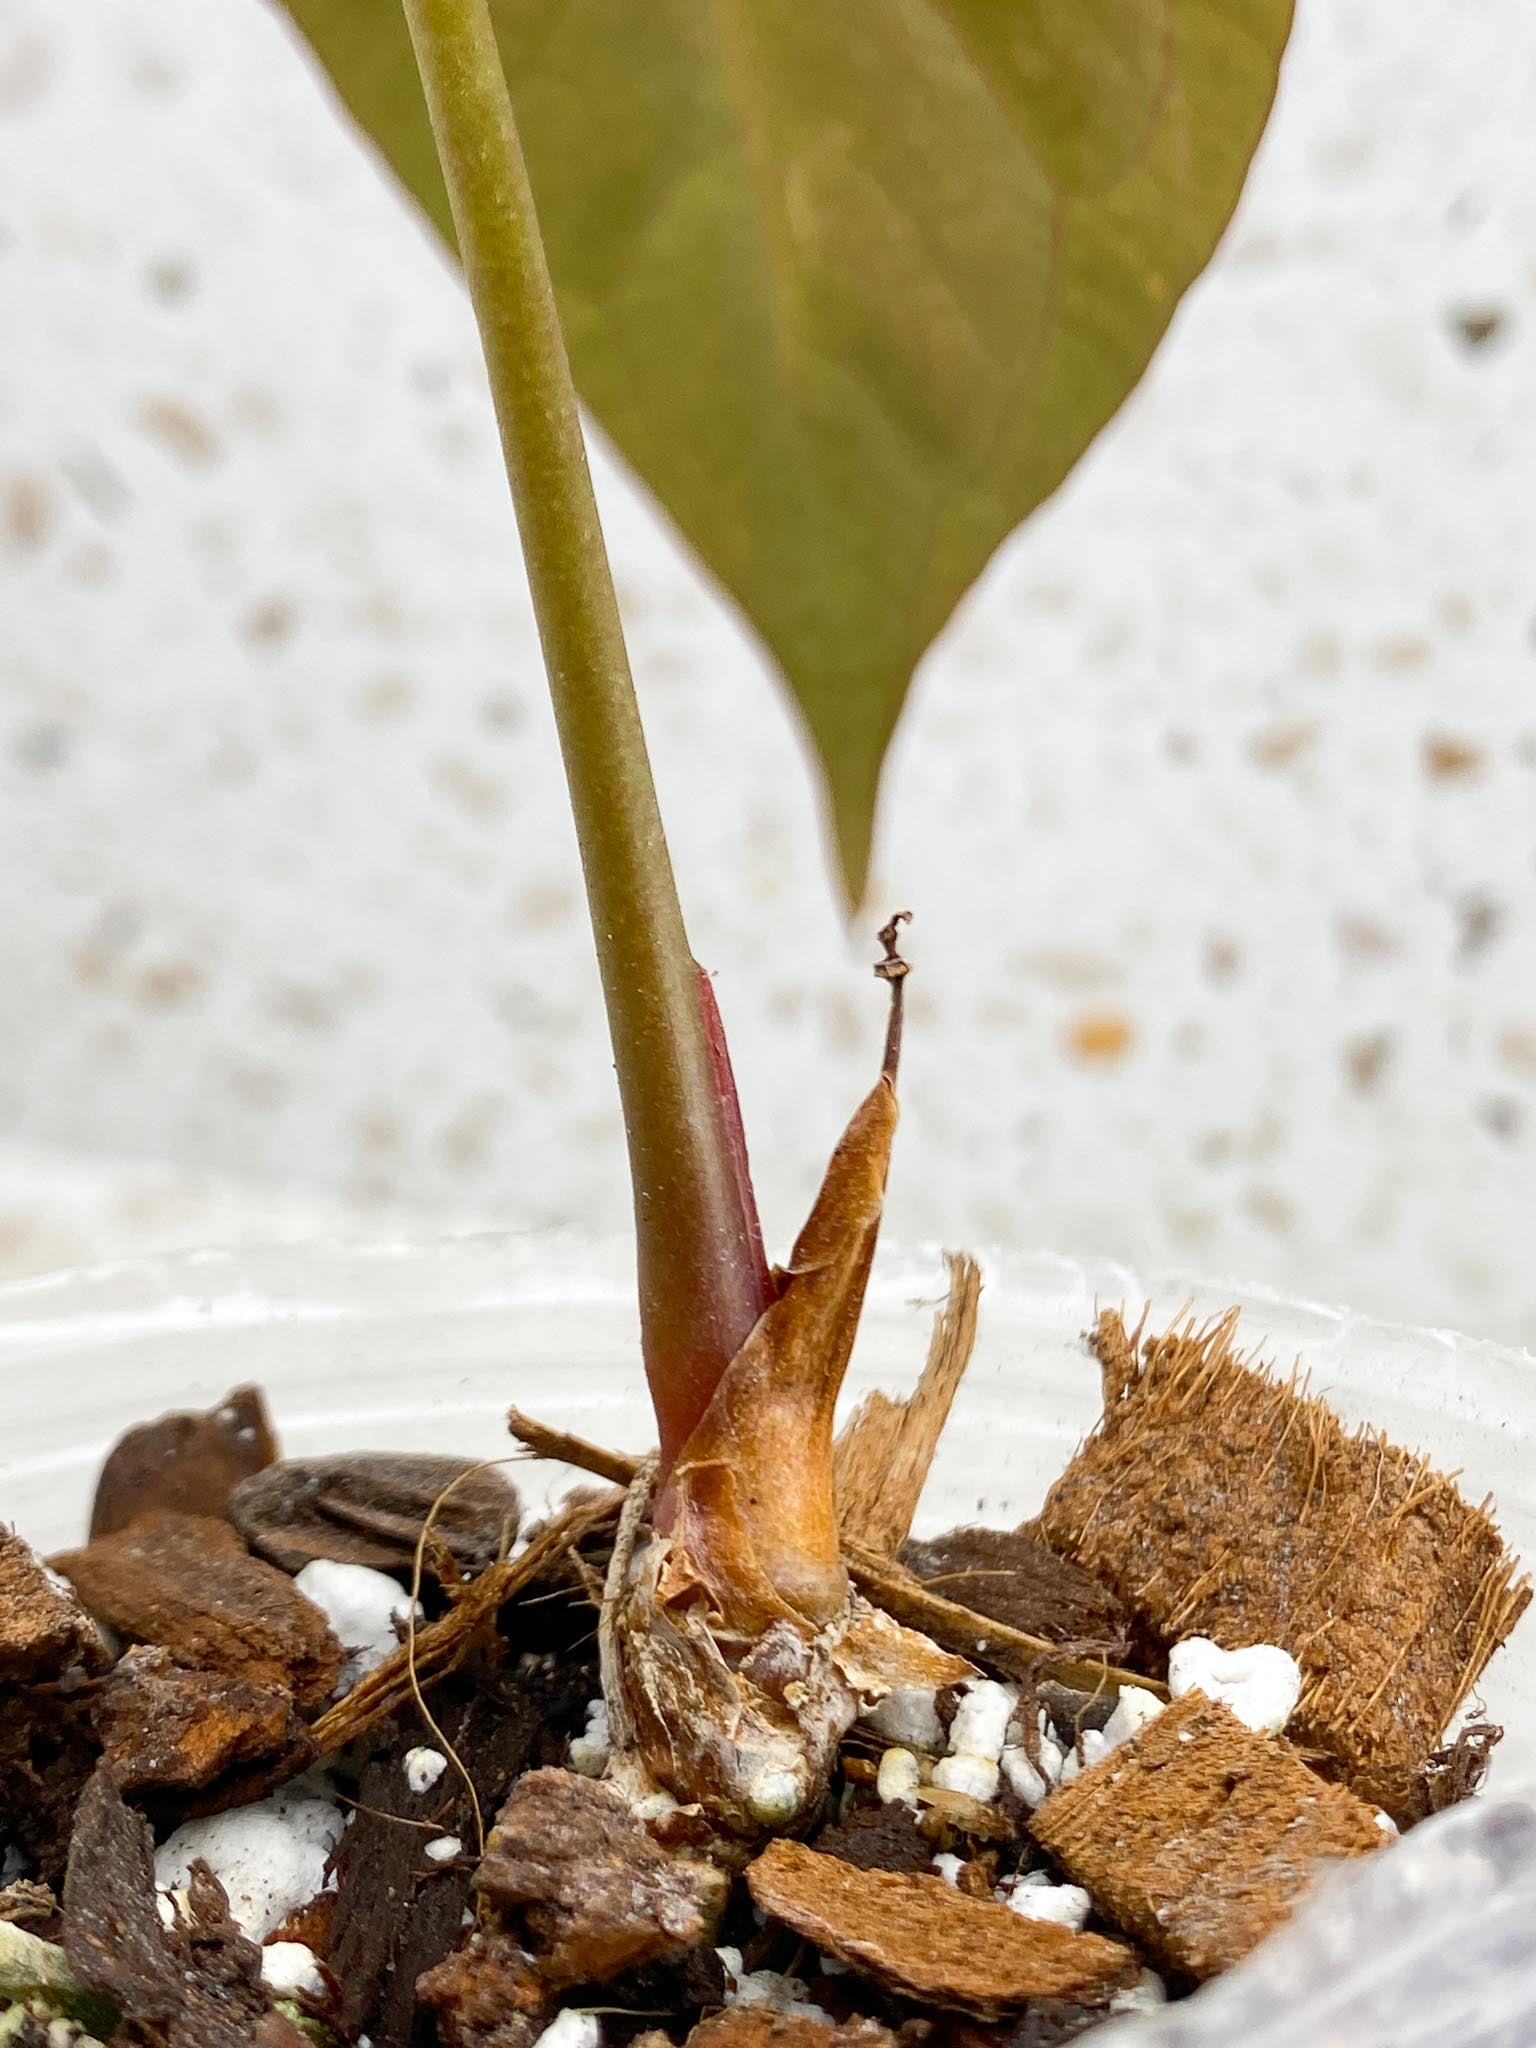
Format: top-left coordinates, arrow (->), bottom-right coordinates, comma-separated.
1037,1307 -> 1530,1808
1030,1691 -> 1385,1979
745,1838 -> 1139,2018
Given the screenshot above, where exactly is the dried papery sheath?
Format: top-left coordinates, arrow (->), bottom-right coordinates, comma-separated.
661,1064 -> 898,1640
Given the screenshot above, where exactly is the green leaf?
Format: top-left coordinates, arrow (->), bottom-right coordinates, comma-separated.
279,0 -> 1292,899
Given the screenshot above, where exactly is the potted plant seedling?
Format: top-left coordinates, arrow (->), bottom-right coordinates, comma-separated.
0,3 -> 1531,2046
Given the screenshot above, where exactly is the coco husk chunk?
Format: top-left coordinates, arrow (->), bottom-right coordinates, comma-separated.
682,2013 -> 892,2048
745,1839 -> 1137,2018
1031,1691 -> 1384,1979
1038,1308 -> 1530,1806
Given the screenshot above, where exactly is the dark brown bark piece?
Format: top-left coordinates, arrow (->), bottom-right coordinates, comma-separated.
0,1528 -> 109,1684
745,1840 -> 1138,2019
813,1801 -> 936,1876
170,1863 -> 301,2048
230,1454 -> 520,1578
93,1644 -> 312,1794
943,2006 -> 1111,2048
1037,1309 -> 1531,1802
0,1879 -> 62,1940
0,1688 -> 101,1887
1034,1685 -> 1117,1746
599,1938 -> 729,2021
326,1657 -> 589,2048
60,1769 -> 297,2048
687,2012 -> 895,2048
61,1767 -> 181,2025
52,1510 -> 343,1709
475,1768 -> 729,1989
417,1925 -> 549,2048
899,1528 -> 1126,1654
90,1385 -> 277,1538
1030,1691 -> 1384,1979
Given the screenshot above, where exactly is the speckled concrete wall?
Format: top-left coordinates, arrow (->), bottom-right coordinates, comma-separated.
2,0 -> 1535,1342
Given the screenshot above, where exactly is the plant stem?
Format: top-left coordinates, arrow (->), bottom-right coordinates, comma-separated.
400,0 -> 772,1467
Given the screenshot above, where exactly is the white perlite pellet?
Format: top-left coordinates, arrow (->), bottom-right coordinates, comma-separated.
1109,1969 -> 1168,2014
569,1699 -> 611,1778
1167,1638 -> 1302,1735
864,1686 -> 945,1754
876,1746 -> 921,1806
1000,1873 -> 1092,1931
716,1947 -> 826,2016
403,1747 -> 448,1795
532,2012 -> 603,2048
746,1766 -> 804,1827
1000,1747 -> 1050,1807
926,1678 -> 1021,1806
1058,1730 -> 1108,1787
1000,1724 -> 1066,1809
1101,1684 -> 1165,1750
260,1941 -> 326,1999
931,1853 -> 965,1887
946,1680 -> 1019,1765
293,1559 -> 422,1693
424,1835 -> 462,1863
932,1752 -> 1000,1802
154,1793 -> 344,1943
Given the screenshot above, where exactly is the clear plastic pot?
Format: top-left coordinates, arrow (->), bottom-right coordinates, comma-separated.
1,1235 -> 1533,2041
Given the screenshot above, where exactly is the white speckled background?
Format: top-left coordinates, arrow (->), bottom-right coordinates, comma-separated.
1,0 -> 1535,1341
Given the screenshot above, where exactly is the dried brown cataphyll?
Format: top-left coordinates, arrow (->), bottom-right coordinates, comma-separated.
1,990 -> 1529,2048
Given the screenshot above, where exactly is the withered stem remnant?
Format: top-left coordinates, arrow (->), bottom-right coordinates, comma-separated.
507,1409 -> 640,1487
875,913 -> 912,1086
